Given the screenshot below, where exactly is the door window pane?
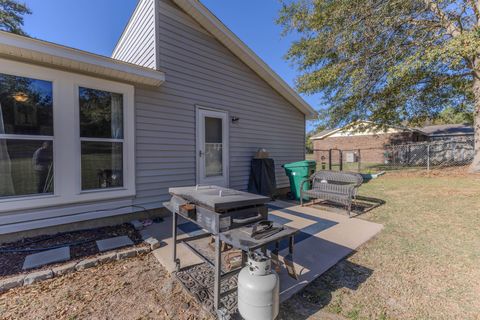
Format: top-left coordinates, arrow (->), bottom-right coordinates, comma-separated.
205,143 -> 223,177
205,117 -> 222,143
79,87 -> 123,139
81,141 -> 123,190
0,73 -> 53,136
204,117 -> 223,177
0,139 -> 53,197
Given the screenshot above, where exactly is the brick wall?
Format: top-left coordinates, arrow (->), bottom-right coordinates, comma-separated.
313,132 -> 424,164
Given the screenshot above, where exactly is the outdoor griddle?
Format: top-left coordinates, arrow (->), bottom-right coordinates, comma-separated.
163,185 -> 297,317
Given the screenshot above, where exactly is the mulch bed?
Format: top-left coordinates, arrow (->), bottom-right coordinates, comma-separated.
0,223 -> 144,278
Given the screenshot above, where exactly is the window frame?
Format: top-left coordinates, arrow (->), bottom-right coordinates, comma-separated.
75,83 -> 127,193
0,58 -> 135,213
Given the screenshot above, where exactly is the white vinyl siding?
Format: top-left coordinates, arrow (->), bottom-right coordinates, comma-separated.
111,0 -> 157,69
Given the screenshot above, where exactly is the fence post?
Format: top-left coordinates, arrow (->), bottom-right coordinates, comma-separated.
357,149 -> 361,172
339,150 -> 343,171
328,149 -> 332,170
427,144 -> 430,171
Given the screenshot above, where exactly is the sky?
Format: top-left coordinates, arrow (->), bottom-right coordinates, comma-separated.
22,0 -> 321,131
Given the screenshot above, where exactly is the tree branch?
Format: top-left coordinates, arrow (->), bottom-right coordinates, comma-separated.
423,0 -> 462,37
470,0 -> 480,23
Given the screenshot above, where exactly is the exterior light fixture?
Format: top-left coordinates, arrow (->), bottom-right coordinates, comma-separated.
231,116 -> 239,123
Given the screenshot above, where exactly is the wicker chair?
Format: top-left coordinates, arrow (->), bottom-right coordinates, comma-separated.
300,170 -> 363,216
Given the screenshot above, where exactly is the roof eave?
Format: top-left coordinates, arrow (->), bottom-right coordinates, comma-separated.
0,31 -> 165,87
172,0 -> 317,119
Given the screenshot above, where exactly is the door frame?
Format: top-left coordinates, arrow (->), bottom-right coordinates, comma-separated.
195,105 -> 229,187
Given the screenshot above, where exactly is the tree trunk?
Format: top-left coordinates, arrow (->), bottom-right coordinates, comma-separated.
469,75 -> 480,172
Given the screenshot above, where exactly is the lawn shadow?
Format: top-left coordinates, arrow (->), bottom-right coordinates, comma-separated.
276,195 -> 385,218
279,257 -> 374,320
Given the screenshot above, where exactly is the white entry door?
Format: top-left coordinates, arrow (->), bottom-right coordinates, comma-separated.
196,107 -> 229,187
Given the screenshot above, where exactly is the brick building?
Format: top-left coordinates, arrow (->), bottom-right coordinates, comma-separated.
310,121 -> 473,165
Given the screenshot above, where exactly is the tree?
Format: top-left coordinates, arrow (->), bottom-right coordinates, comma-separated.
432,105 -> 474,125
306,120 -> 327,153
278,0 -> 480,172
0,0 -> 31,35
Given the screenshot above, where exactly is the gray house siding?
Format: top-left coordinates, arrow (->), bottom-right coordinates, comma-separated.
131,0 -> 305,209
0,0 -> 306,234
0,199 -> 134,234
111,0 -> 157,69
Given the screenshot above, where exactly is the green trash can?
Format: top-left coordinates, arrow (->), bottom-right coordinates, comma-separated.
282,160 -> 316,201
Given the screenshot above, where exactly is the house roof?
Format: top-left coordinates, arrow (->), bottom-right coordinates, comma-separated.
171,0 -> 317,119
309,120 -> 418,140
310,128 -> 339,140
419,124 -> 474,136
0,31 -> 166,87
310,121 -> 474,140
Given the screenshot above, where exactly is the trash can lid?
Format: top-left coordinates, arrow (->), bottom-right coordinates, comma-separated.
283,160 -> 316,168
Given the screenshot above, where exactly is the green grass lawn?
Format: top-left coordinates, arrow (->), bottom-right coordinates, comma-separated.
280,169 -> 480,320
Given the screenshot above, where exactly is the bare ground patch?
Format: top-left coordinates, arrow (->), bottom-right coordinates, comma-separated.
0,254 -> 212,320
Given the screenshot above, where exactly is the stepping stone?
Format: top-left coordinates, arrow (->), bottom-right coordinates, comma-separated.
23,247 -> 70,270
96,236 -> 134,252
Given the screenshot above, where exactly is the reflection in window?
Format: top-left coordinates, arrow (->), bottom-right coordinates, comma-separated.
0,73 -> 53,136
79,87 -> 124,190
79,87 -> 123,139
81,142 -> 123,190
0,140 -> 53,197
0,73 -> 54,198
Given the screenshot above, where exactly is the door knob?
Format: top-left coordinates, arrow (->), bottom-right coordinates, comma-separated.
199,150 -> 204,157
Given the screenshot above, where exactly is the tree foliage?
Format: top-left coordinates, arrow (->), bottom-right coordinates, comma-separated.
278,0 -> 479,125
278,0 -> 480,170
432,105 -> 474,124
0,0 -> 31,35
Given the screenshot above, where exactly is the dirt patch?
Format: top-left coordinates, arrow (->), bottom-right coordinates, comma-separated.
0,223 -> 144,278
0,254 -> 212,320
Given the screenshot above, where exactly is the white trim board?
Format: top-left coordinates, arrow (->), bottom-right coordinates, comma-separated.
0,31 -> 165,87
195,106 -> 230,187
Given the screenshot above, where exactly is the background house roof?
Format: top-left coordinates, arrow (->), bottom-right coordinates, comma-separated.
310,128 -> 338,140
309,121 -> 417,140
310,121 -> 474,140
0,31 -> 166,86
419,124 -> 474,136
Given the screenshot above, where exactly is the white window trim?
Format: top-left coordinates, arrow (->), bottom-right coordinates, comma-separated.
0,58 -> 135,213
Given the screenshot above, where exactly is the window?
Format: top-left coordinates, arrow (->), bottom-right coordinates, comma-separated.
0,59 -> 135,212
79,87 -> 124,190
0,73 -> 54,197
204,117 -> 223,177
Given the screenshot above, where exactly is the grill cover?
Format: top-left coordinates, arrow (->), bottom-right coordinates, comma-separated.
248,158 -> 276,198
169,186 -> 270,212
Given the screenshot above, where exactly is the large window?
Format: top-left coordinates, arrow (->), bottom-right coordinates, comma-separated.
0,59 -> 135,212
79,87 -> 124,190
0,73 -> 54,197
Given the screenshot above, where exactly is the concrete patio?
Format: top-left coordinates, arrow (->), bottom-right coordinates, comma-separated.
141,200 -> 383,302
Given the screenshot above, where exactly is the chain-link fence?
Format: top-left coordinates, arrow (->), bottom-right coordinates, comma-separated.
311,138 -> 474,173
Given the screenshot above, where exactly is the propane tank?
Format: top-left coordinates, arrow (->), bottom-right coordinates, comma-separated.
238,252 -> 279,320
